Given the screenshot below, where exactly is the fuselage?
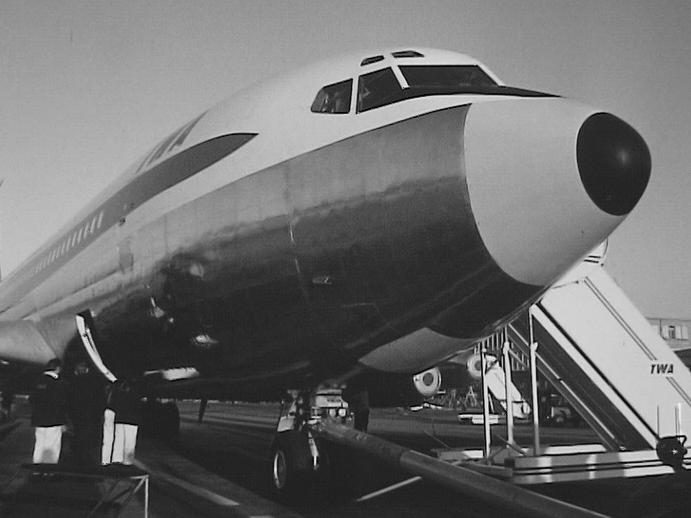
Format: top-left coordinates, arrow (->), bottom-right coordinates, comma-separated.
0,48 -> 650,396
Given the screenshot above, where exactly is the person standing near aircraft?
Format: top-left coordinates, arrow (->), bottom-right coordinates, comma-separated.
67,361 -> 105,466
101,380 -> 116,464
110,378 -> 142,465
30,359 -> 67,464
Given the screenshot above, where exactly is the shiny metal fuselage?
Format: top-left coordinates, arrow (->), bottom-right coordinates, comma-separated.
0,105 -> 534,392
0,49 -> 647,397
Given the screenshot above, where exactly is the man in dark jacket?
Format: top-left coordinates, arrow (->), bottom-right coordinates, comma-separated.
67,361 -> 106,466
30,359 -> 67,464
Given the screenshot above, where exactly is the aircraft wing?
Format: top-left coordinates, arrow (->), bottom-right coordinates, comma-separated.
0,320 -> 57,366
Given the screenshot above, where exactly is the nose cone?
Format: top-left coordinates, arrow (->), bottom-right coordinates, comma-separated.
577,113 -> 651,216
463,98 -> 651,287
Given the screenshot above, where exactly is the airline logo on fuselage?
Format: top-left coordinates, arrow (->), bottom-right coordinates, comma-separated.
650,363 -> 675,375
135,112 -> 206,175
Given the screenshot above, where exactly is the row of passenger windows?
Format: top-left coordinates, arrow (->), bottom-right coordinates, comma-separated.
32,210 -> 105,275
311,65 -> 497,115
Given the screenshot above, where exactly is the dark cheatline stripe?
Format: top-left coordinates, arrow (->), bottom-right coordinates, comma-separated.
4,133 -> 256,304
110,133 -> 257,224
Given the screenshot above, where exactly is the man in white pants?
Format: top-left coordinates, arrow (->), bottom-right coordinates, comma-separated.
103,379 -> 141,465
101,382 -> 116,465
30,359 -> 67,464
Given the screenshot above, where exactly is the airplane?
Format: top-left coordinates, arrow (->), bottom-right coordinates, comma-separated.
0,47 -> 650,498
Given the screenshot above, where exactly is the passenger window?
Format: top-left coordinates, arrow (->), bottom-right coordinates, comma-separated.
357,68 -> 404,112
311,79 -> 353,114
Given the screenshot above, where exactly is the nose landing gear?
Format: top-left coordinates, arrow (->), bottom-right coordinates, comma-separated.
269,386 -> 352,501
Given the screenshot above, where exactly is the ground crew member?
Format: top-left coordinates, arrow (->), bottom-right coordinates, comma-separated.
101,380 -> 116,465
68,361 -> 105,466
111,379 -> 142,464
104,379 -> 142,464
30,359 -> 67,464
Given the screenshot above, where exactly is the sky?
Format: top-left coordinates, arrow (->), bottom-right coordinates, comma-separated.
0,0 -> 689,318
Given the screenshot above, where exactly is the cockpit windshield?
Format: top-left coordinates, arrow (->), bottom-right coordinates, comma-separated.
398,65 -> 556,101
313,64 -> 554,116
400,65 -> 497,90
357,66 -> 498,113
357,68 -> 405,113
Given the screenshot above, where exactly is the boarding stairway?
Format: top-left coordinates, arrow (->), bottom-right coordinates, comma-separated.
508,265 -> 691,453
461,249 -> 691,488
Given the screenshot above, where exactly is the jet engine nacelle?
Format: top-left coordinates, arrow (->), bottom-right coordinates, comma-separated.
465,353 -> 483,380
443,350 -> 484,384
363,349 -> 510,409
445,349 -> 532,419
365,358 -> 483,408
365,367 -> 443,408
412,367 -> 443,398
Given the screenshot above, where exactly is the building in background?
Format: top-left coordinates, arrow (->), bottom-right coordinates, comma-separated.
648,317 -> 691,367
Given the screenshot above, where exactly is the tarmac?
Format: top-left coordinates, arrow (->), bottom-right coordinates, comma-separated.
0,398 -> 302,518
2,398 -> 691,517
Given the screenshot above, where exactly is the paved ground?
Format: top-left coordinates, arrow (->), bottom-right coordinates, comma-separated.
0,399 -> 300,518
2,399 -> 691,517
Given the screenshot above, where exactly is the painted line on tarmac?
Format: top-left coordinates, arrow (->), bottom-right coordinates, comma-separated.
135,460 -> 240,507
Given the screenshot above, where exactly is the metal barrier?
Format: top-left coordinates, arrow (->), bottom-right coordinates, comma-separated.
1,463 -> 148,517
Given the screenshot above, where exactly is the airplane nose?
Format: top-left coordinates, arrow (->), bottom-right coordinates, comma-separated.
577,113 -> 651,216
463,98 -> 651,287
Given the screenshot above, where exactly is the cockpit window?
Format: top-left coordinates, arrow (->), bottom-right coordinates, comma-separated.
357,68 -> 404,113
391,50 -> 424,58
361,55 -> 385,66
311,79 -> 353,114
400,65 -> 497,89
350,64 -> 555,114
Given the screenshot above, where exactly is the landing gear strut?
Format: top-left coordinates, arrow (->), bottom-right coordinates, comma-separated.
269,386 -> 352,501
344,389 -> 370,432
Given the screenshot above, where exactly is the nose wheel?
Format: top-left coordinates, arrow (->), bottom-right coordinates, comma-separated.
272,446 -> 288,490
269,430 -> 317,500
269,386 -> 352,501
